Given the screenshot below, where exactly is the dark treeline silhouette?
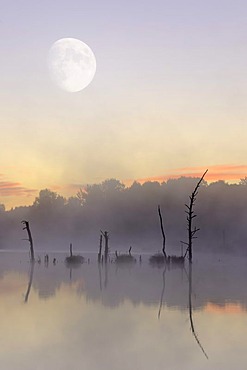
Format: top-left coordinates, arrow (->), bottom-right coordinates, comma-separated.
1,177 -> 247,253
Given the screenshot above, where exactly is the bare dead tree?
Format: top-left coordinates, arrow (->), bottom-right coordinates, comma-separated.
183,170 -> 208,263
158,205 -> 167,258
22,220 -> 35,262
98,234 -> 103,263
98,260 -> 102,291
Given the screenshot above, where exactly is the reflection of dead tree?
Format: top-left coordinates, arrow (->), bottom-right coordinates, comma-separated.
188,264 -> 208,359
98,262 -> 102,291
158,267 -> 166,319
21,220 -> 35,262
183,170 -> 208,263
97,258 -> 108,290
24,261 -> 34,303
104,262 -> 108,289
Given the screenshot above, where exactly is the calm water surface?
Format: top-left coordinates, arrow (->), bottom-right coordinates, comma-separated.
0,251 -> 246,370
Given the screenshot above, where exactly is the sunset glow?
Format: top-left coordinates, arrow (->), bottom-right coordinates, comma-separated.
1,0 -> 247,210
1,163 -> 247,209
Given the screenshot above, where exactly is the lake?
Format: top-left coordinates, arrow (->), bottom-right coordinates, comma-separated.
0,250 -> 246,370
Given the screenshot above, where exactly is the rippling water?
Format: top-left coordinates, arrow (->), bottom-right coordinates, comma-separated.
0,250 -> 246,369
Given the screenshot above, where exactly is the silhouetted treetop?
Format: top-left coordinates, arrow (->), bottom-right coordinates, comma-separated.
33,189 -> 66,211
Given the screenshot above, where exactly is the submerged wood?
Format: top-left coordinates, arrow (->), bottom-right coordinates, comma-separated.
149,253 -> 185,267
149,253 -> 166,266
115,247 -> 136,264
65,243 -> 84,265
65,255 -> 84,264
169,255 -> 185,264
115,254 -> 136,264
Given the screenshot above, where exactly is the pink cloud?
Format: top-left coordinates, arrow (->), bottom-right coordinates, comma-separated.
0,180 -> 37,197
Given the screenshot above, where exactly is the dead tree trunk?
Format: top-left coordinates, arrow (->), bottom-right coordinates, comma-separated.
101,230 -> 109,263
70,243 -> 73,257
158,205 -> 167,258
98,234 -> 103,263
22,220 -> 35,262
184,170 -> 208,263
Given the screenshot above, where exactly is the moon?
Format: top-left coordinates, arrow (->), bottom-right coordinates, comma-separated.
47,38 -> 96,92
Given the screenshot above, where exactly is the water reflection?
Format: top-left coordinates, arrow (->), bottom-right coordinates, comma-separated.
158,267 -> 166,319
188,263 -> 208,359
24,261 -> 34,303
4,252 -> 247,309
0,252 -> 247,369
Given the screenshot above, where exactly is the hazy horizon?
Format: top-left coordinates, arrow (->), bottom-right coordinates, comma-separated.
1,169 -> 247,210
1,176 -> 247,257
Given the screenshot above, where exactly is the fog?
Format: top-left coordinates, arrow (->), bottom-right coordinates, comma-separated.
0,250 -> 246,310
1,177 -> 247,254
1,177 -> 246,370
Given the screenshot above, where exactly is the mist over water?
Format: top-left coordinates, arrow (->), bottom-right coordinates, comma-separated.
1,177 -> 247,255
0,250 -> 247,370
1,177 -> 247,368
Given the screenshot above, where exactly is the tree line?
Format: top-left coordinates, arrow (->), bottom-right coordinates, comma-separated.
0,177 -> 247,253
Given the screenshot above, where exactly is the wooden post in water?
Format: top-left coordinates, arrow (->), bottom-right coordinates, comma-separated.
22,220 -> 35,262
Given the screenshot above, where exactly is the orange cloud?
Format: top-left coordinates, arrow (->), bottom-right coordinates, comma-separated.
205,302 -> 246,314
125,164 -> 247,185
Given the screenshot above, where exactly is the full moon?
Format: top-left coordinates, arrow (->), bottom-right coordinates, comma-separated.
48,38 -> 96,92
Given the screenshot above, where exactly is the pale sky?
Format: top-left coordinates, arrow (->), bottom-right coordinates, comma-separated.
1,0 -> 247,208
